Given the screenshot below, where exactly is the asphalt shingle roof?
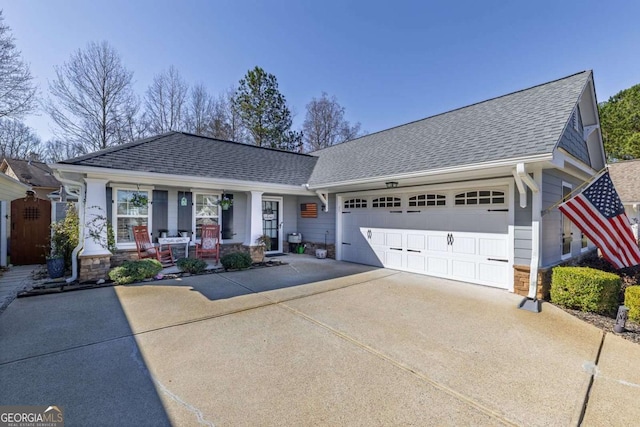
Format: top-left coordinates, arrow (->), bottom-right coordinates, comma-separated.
60,132 -> 318,186
2,158 -> 60,187
608,159 -> 640,203
308,71 -> 591,187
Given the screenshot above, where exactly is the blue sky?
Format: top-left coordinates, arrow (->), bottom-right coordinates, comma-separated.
3,0 -> 640,142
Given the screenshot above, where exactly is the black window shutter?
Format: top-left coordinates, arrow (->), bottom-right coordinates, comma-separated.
177,191 -> 193,235
222,194 -> 234,239
105,187 -> 112,223
152,190 -> 168,242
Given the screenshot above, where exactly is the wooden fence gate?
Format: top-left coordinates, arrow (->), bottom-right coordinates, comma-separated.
10,197 -> 51,265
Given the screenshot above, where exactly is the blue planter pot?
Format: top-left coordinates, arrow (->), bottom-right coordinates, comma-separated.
46,257 -> 65,279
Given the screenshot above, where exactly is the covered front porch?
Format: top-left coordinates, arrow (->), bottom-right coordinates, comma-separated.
50,167 -> 333,281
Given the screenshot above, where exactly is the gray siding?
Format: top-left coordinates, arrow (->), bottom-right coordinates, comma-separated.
541,169 -> 583,267
227,192 -> 246,244
514,226 -> 532,266
282,195 -> 298,250
296,195 -> 336,245
513,181 -> 533,266
557,112 -> 591,166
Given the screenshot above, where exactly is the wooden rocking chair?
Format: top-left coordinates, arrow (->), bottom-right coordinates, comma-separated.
195,224 -> 221,263
133,225 -> 175,267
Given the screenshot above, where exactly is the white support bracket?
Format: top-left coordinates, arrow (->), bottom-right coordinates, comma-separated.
512,163 -> 540,208
316,191 -> 329,212
583,124 -> 599,140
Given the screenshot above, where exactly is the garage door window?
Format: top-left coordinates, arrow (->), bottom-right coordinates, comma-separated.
455,190 -> 505,206
409,194 -> 446,207
344,198 -> 367,209
372,197 -> 401,208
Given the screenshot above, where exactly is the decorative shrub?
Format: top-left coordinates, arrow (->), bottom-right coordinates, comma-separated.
550,266 -> 621,315
176,257 -> 207,274
220,252 -> 252,270
625,286 -> 640,322
109,259 -> 162,285
50,203 -> 79,270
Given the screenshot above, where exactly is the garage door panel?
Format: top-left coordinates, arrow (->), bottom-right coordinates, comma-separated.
427,235 -> 448,252
407,233 -> 426,250
452,259 -> 476,279
407,254 -> 426,272
451,236 -> 476,255
385,250 -> 403,268
478,238 -> 508,258
386,232 -> 403,248
479,262 -> 508,284
427,257 -> 449,275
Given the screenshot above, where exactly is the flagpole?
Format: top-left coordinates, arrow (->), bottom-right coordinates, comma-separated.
540,166 -> 608,216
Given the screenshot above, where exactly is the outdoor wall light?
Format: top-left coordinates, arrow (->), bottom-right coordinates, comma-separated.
385,182 -> 399,189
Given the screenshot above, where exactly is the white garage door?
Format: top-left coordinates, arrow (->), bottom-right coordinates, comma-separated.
340,188 -> 510,289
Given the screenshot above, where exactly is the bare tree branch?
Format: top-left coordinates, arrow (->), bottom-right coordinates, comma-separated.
144,65 -> 188,133
45,41 -> 138,153
302,92 -> 363,152
0,11 -> 37,120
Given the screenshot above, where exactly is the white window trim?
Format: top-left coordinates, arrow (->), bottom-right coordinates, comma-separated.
371,196 -> 402,208
453,189 -> 506,207
408,193 -> 447,207
561,182 -> 573,260
192,192 -> 221,243
112,187 -> 153,250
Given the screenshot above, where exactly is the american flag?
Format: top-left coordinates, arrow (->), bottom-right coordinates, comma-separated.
559,171 -> 640,269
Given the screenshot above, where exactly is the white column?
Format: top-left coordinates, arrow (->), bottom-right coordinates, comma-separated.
0,201 -> 7,266
82,178 -> 111,256
244,191 -> 263,246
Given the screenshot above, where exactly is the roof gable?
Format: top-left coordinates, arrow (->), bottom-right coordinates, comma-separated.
308,71 -> 592,187
1,158 -> 60,188
59,132 -> 318,186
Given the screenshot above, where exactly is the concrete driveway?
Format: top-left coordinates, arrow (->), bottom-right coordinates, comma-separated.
1,255 -> 639,426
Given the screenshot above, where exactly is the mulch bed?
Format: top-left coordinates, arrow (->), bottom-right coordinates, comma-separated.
19,259 -> 288,297
551,255 -> 640,346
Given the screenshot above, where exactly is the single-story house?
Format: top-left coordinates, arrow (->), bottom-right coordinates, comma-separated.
609,159 -> 640,239
50,70 -> 605,298
1,157 -> 76,265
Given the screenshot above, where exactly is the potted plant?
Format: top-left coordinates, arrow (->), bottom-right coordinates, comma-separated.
252,234 -> 272,263
316,230 -> 329,259
218,196 -> 233,211
129,192 -> 148,208
46,249 -> 65,279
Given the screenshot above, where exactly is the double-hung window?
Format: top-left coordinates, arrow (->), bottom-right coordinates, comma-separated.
115,189 -> 150,245
194,193 -> 220,240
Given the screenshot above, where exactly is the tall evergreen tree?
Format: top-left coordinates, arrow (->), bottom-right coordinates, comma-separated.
232,66 -> 302,151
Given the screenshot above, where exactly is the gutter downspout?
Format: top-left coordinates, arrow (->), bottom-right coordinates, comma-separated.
515,164 -> 542,313
55,176 -> 85,284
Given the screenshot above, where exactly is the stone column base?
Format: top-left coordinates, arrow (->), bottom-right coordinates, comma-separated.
513,265 -> 554,300
244,245 -> 264,263
79,254 -> 111,282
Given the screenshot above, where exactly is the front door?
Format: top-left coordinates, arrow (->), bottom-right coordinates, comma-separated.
262,198 -> 282,253
10,197 -> 52,265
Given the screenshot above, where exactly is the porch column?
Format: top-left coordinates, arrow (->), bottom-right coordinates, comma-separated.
244,191 -> 263,246
82,178 -> 111,256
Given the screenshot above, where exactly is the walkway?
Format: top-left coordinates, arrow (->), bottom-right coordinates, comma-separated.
0,265 -> 40,314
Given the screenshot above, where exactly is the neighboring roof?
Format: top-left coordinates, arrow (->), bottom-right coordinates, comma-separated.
608,159 -> 640,203
1,158 -> 61,188
308,71 -> 592,187
59,132 -> 318,186
0,172 -> 30,200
